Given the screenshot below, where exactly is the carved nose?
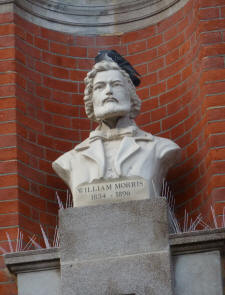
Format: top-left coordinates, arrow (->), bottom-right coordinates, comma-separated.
105,84 -> 112,95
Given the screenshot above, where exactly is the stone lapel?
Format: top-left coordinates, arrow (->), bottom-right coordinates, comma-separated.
79,136 -> 141,178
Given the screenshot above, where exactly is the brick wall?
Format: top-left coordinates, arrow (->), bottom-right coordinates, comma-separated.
0,11 -> 18,295
0,0 -> 224,293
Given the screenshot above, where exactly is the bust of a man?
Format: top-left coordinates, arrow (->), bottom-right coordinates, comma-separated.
52,58 -> 181,207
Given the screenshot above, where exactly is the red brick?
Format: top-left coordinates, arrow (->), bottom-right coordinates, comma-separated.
200,32 -> 222,44
0,108 -> 16,121
141,73 -> 157,87
52,66 -> 69,79
163,26 -> 178,42
77,59 -> 94,70
147,35 -> 163,48
0,161 -> 17,174
158,33 -> 185,57
208,121 -> 225,134
16,16 -> 40,35
167,73 -> 182,89
135,64 -> 147,76
210,133 -> 225,147
44,76 -> 77,92
158,10 -> 184,33
76,36 -> 95,46
141,98 -> 159,111
0,12 -> 13,24
19,163 -> 46,185
0,174 -> 17,187
70,70 -> 87,82
53,90 -> 72,104
136,87 -> 149,100
136,111 -> 150,126
53,114 -> 71,128
201,19 -> 225,32
199,7 -> 220,19
162,107 -> 189,130
0,122 -> 16,134
0,147 -> 17,161
16,63 -> 41,84
26,32 -> 33,45
44,100 -> 77,116
40,212 -> 57,226
127,48 -> 157,65
151,107 -> 167,121
15,49 -> 26,65
0,201 -> 18,214
35,61 -> 51,74
36,86 -> 51,99
182,64 -> 193,81
206,93 -> 225,108
18,137 -> 44,158
42,51 -> 76,68
69,47 -> 87,57
0,282 -> 17,295
96,35 -> 121,46
128,40 -> 147,54
180,40 -> 191,56
50,41 -> 68,55
203,68 -> 225,82
41,28 -> 74,44
0,35 -> 14,47
71,93 -> 83,106
0,60 -> 15,72
17,112 -> 43,133
0,24 -> 14,35
205,81 -> 225,95
0,85 -> 15,98
122,26 -> 155,43
0,73 -> 15,85
166,48 -> 180,65
45,124 -> 79,141
34,37 -> 49,50
0,48 -> 15,59
16,37 -> 41,59
142,121 -> 161,134
171,123 -> 185,139
72,118 -> 91,130
0,135 -> 16,148
150,81 -> 166,96
148,57 -> 164,72
203,56 -> 225,70
199,0 -> 225,7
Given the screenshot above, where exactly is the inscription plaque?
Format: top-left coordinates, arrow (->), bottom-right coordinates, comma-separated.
73,177 -> 149,207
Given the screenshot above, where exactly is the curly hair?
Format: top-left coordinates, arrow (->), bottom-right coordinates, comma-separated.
83,61 -> 141,122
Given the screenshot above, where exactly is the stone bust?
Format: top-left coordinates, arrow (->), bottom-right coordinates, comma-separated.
52,57 -> 181,207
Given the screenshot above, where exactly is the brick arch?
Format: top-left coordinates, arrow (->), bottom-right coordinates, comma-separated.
11,0 -> 224,233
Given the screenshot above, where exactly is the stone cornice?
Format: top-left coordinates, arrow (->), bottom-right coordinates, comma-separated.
1,0 -> 190,35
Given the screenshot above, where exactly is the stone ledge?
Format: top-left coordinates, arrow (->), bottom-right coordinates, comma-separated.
170,228 -> 225,255
4,228 -> 225,274
4,248 -> 60,273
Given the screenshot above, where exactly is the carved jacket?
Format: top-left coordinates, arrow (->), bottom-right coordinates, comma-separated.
52,119 -> 181,201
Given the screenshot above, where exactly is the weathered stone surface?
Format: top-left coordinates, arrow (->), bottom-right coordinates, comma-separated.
18,269 -> 61,295
173,251 -> 223,295
74,177 -> 149,207
61,251 -> 173,295
60,198 -> 169,262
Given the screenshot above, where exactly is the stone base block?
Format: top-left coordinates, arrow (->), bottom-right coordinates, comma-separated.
60,198 -> 169,262
61,250 -> 173,295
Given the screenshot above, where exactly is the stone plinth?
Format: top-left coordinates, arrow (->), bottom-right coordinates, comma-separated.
59,198 -> 173,295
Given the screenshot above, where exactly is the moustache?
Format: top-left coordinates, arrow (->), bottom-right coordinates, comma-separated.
103,96 -> 119,104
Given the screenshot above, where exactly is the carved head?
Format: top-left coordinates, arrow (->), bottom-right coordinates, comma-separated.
84,61 -> 141,122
